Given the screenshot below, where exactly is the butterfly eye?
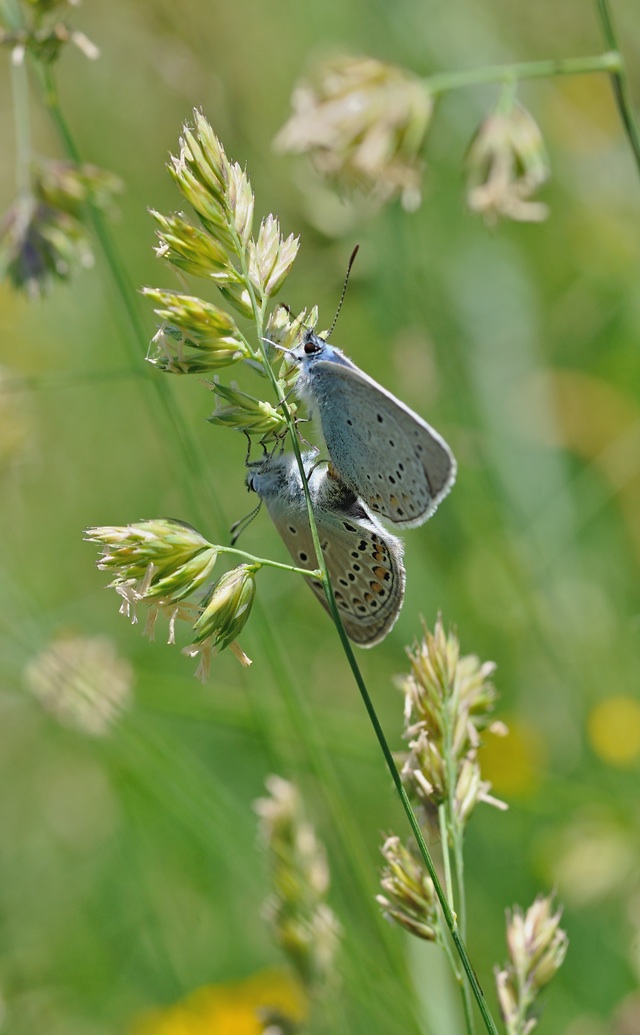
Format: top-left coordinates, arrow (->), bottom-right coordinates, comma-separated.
304,340 -> 321,356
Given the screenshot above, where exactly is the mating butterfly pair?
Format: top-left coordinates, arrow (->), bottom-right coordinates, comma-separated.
248,330 -> 456,646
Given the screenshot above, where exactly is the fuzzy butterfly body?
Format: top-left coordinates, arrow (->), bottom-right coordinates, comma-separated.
248,452 -> 405,646
291,331 -> 456,528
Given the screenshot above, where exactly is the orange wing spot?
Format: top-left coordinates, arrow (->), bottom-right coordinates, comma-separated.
389,494 -> 399,507
373,549 -> 385,562
363,592 -> 374,604
369,581 -> 384,595
373,565 -> 388,580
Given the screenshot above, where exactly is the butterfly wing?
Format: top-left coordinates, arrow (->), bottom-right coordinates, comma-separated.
305,360 -> 456,528
299,494 -> 405,647
251,456 -> 405,646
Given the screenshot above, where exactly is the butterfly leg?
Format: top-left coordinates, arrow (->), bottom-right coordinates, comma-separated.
295,423 -> 318,451
243,430 -> 253,465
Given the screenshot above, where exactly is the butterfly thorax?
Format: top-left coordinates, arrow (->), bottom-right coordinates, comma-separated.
292,333 -> 358,413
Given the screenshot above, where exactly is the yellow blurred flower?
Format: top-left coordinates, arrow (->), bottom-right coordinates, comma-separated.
478,717 -> 546,798
130,969 -> 306,1035
588,696 -> 640,766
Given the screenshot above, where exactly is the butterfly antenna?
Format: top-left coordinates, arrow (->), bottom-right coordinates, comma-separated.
229,500 -> 262,546
262,303 -> 305,355
327,244 -> 359,340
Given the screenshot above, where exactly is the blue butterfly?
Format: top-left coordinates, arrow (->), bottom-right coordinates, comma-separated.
289,330 -> 457,527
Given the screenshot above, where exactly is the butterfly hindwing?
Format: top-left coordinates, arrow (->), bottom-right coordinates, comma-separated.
248,453 -> 405,646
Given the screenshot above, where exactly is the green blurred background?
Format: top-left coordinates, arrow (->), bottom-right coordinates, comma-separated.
1,0 -> 640,1032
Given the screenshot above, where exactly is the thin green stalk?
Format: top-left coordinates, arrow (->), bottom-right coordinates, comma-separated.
438,799 -> 475,1035
441,685 -> 474,1031
452,832 -> 467,937
442,698 -> 468,939
439,929 -> 475,1035
217,544 -> 320,578
425,50 -> 620,95
595,0 -> 640,176
438,802 -> 455,909
450,817 -> 473,1033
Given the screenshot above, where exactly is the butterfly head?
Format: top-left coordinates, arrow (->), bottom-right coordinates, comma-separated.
246,451 -> 319,501
290,331 -> 355,384
290,329 -> 329,367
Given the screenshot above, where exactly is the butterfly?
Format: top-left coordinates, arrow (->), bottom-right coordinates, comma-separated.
247,452 -> 405,646
289,330 -> 456,528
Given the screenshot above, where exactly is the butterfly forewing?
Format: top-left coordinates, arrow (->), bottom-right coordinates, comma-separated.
294,337 -> 456,528
311,362 -> 455,526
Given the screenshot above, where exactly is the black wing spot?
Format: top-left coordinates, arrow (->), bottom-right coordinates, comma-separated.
357,605 -> 366,613
321,540 -> 329,551
299,551 -> 308,562
343,521 -> 357,532
366,474 -> 371,481
358,540 -> 367,551
288,525 -> 297,534
339,578 -> 349,587
353,563 -> 361,572
346,419 -> 352,426
377,414 -> 384,423
351,551 -> 359,559
388,439 -> 395,447
348,573 -> 355,582
397,508 -> 404,516
398,463 -> 404,472
389,475 -> 396,484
